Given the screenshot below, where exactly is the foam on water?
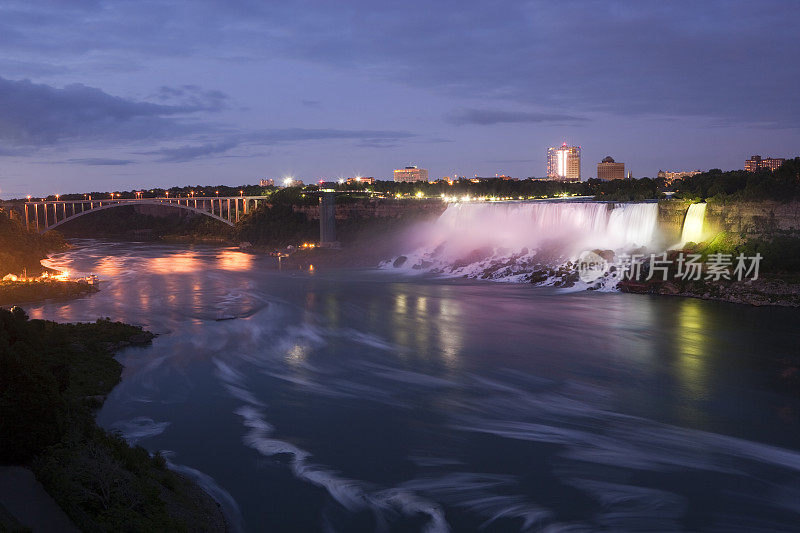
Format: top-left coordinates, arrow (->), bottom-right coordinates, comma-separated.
165,457 -> 245,533
383,201 -> 660,286
110,417 -> 170,445
214,359 -> 451,532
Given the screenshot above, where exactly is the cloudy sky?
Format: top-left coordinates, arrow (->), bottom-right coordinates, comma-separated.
1,0 -> 798,197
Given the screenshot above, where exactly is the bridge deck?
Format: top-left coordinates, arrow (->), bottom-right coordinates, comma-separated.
23,196 -> 269,233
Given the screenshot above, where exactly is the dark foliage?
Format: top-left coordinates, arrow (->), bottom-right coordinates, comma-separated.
0,215 -> 66,276
0,310 -> 220,530
673,158 -> 800,202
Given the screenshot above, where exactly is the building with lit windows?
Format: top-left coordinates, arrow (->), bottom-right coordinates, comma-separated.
656,169 -> 702,185
546,143 -> 581,181
346,176 -> 375,185
259,178 -> 274,187
744,155 -> 785,172
393,166 -> 429,183
596,156 -> 625,180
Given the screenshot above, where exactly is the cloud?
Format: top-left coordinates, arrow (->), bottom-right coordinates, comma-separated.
141,128 -> 416,162
0,76 -> 215,147
151,85 -> 229,111
141,142 -> 240,163
66,158 -> 137,166
445,108 -> 588,126
2,0 -> 798,136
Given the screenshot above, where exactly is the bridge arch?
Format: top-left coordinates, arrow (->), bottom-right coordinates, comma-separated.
45,200 -> 234,232
25,196 -> 266,233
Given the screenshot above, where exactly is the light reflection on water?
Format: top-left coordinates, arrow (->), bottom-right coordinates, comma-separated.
26,240 -> 800,532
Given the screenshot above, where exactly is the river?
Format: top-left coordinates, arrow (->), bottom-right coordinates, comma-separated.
26,239 -> 800,532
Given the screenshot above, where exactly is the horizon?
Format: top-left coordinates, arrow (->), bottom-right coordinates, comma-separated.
1,0 -> 799,198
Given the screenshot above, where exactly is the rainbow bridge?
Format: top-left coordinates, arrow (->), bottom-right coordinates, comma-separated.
23,196 -> 268,234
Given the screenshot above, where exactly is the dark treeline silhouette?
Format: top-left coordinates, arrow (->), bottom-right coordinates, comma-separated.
0,308 -> 223,530
0,215 -> 66,276
672,158 -> 800,202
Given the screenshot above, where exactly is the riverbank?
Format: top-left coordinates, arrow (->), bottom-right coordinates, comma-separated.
0,278 -> 99,306
618,274 -> 800,307
0,307 -> 228,531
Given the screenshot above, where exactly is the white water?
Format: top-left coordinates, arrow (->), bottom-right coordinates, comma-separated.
680,202 -> 707,245
386,201 -> 659,284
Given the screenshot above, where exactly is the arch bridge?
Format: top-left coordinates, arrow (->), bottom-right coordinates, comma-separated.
24,196 -> 268,234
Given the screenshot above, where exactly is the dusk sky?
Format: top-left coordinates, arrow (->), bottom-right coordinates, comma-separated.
1,0 -> 798,198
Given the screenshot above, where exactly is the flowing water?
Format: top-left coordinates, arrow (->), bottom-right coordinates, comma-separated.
681,203 -> 708,245
385,201 -> 660,283
26,239 -> 800,532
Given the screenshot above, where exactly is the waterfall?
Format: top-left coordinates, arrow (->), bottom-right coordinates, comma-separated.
386,201 -> 660,282
680,203 -> 707,245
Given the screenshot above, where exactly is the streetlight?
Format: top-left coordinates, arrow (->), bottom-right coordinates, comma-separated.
215,190 -> 219,196
239,190 -> 244,196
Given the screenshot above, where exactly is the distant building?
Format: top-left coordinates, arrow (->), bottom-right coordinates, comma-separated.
282,178 -> 304,187
745,155 -> 785,172
259,178 -> 274,187
394,166 -> 429,183
469,175 -> 517,182
597,156 -> 625,181
657,169 -> 702,185
546,143 -> 581,182
346,177 -> 375,185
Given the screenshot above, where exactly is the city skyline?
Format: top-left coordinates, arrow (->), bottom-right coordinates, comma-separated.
1,1 -> 799,198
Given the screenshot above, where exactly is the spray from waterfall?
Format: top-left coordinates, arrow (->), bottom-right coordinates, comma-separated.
680,203 -> 707,245
384,201 -> 660,285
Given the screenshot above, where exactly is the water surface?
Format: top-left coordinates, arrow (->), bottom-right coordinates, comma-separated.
28,240 -> 800,532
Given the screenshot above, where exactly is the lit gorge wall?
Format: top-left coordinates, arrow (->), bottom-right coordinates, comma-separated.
659,199 -> 800,244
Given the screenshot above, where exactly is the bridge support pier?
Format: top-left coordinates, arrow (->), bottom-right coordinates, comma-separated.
320,192 -> 336,245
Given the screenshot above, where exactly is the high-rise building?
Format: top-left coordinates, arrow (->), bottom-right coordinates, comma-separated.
259,178 -> 274,187
596,156 -> 625,180
394,166 -> 429,182
546,143 -> 581,181
744,155 -> 785,172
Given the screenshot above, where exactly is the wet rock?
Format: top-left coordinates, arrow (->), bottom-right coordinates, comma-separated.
591,249 -> 616,263
392,256 -> 407,268
554,271 -> 579,288
660,281 -> 681,295
529,270 -> 551,284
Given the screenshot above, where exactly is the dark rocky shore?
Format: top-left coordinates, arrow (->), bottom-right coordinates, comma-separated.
618,275 -> 800,307
0,308 -> 229,531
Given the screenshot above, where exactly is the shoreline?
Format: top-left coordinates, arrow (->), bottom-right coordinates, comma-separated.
617,274 -> 800,307
0,278 -> 99,307
0,308 -> 230,531
247,242 -> 800,308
